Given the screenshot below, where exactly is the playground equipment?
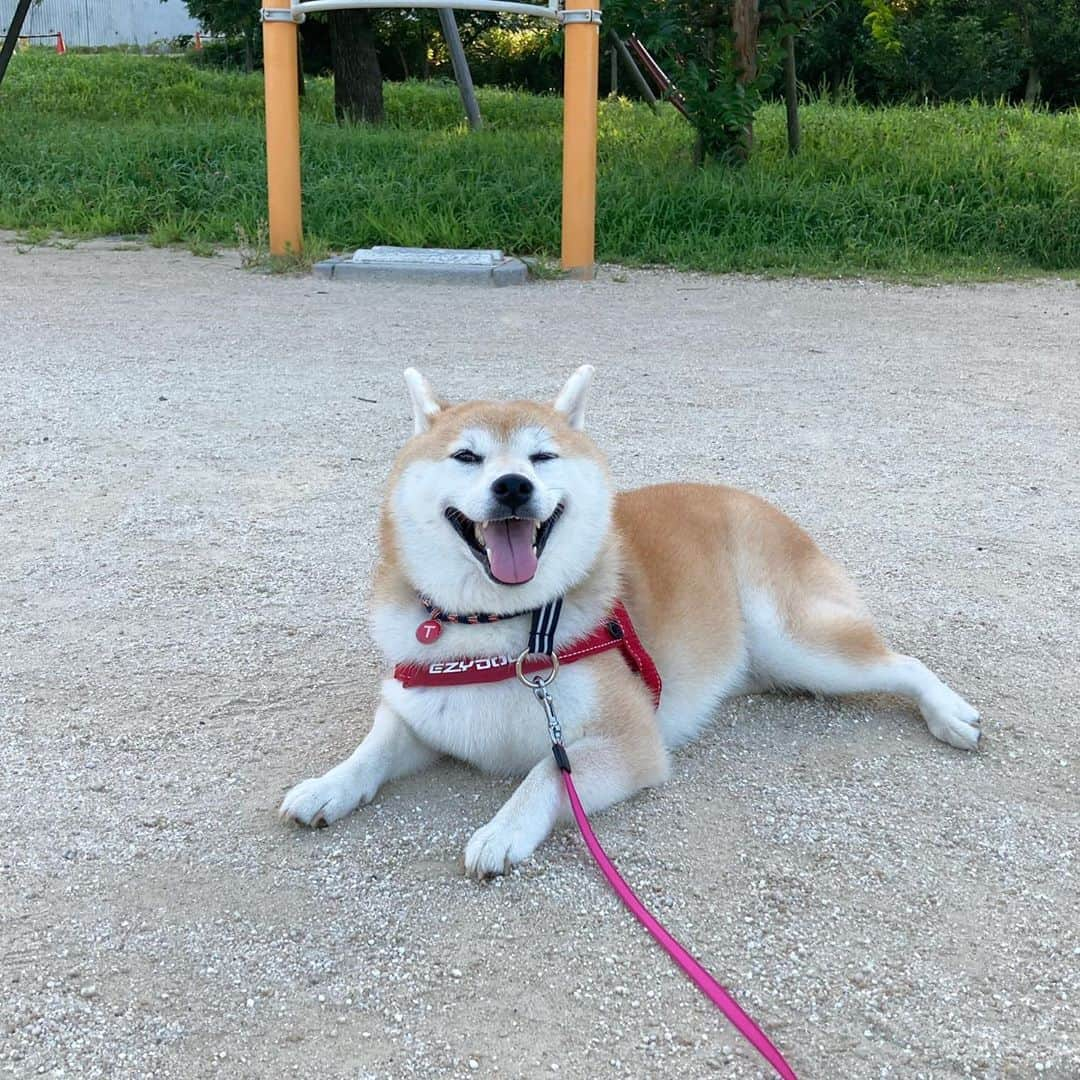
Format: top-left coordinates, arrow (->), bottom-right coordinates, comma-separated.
16,30 -> 65,53
624,33 -> 686,119
261,0 -> 601,277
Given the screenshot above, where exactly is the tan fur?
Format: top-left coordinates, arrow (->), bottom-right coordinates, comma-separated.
588,650 -> 669,788
615,483 -> 889,672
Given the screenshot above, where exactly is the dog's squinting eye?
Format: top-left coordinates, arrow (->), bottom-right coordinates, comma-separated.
530,452 -> 559,464
451,449 -> 483,464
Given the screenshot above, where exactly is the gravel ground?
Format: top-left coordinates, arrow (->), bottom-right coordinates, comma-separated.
1,237 -> 1078,1080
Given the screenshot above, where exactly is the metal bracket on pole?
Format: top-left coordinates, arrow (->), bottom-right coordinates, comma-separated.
558,7 -> 601,25
261,7 -> 305,23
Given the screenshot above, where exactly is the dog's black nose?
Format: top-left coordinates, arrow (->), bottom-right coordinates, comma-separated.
491,473 -> 534,511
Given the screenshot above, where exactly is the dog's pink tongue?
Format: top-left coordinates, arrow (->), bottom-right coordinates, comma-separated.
482,519 -> 538,584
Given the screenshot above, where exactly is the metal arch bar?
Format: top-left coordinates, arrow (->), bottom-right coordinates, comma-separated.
293,0 -> 560,19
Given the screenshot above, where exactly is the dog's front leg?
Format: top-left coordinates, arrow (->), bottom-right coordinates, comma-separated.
280,698 -> 439,827
464,719 -> 669,879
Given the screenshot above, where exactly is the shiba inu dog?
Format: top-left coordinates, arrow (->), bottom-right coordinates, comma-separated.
281,367 -> 981,876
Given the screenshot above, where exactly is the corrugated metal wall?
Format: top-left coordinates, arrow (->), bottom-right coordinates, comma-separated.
2,0 -> 201,47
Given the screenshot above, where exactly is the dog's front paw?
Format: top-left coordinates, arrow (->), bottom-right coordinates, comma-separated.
279,767 -> 373,827
921,687 -> 982,751
464,816 -> 543,879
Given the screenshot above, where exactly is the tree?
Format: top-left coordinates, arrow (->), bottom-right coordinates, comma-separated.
1012,0 -> 1080,106
328,10 -> 384,123
861,0 -> 1080,106
181,0 -> 260,72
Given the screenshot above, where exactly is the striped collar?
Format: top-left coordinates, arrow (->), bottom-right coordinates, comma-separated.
418,596 -> 530,625
416,596 -> 563,655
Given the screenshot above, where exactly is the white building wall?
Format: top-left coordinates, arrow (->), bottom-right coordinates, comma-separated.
2,0 -> 201,48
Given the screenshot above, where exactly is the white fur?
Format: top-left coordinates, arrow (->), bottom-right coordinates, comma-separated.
653,642 -> 753,749
463,733 -> 655,876
279,701 -> 439,826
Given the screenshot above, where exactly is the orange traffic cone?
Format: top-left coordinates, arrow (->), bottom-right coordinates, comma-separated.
55,31 -> 66,54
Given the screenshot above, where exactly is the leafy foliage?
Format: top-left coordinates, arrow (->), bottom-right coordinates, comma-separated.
432,21 -> 562,94
858,0 -> 1080,105
179,0 -> 1080,109
181,0 -> 259,38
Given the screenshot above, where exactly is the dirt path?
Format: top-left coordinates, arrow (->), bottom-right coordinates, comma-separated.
2,239 -> 1078,1079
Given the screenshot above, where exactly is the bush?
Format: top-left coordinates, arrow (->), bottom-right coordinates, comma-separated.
432,23 -> 562,93
186,36 -> 262,72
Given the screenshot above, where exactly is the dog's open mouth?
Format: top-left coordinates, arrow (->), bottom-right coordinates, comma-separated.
445,504 -> 564,585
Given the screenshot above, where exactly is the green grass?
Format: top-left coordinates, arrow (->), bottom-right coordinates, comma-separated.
2,50 -> 1078,278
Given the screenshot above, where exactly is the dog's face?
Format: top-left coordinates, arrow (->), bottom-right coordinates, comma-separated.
384,367 -> 613,612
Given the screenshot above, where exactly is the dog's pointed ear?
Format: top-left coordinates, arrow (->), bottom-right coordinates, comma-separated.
553,365 -> 595,431
403,368 -> 444,434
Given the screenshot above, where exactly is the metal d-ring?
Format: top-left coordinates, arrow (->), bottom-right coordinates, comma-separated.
515,650 -> 560,688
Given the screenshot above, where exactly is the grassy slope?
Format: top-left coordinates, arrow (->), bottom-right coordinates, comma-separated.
2,51 -> 1078,278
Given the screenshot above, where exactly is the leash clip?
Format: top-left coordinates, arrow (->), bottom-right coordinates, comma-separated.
531,681 -> 562,746
533,683 -> 572,773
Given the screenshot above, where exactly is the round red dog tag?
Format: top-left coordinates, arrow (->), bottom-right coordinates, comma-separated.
416,619 -> 442,644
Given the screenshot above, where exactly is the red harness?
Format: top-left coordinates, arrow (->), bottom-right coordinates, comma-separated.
394,600 -> 662,707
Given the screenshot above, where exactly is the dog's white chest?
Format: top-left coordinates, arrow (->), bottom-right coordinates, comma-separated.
381,667 -> 596,775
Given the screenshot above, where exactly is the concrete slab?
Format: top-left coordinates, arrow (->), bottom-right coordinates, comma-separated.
314,245 -> 529,286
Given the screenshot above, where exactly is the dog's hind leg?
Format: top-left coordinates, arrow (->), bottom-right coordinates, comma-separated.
280,700 -> 440,826
743,566 -> 982,751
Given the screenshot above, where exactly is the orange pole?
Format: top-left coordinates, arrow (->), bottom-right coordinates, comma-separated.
560,0 -> 600,278
263,0 -> 303,256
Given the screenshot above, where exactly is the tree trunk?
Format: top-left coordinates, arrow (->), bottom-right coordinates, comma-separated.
781,0 -> 799,155
731,0 -> 759,160
329,10 -> 384,125
243,27 -> 254,75
1019,5 -> 1040,104
1024,64 -> 1041,104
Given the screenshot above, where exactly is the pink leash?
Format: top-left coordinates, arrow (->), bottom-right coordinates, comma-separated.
562,769 -> 799,1080
518,658 -> 798,1080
